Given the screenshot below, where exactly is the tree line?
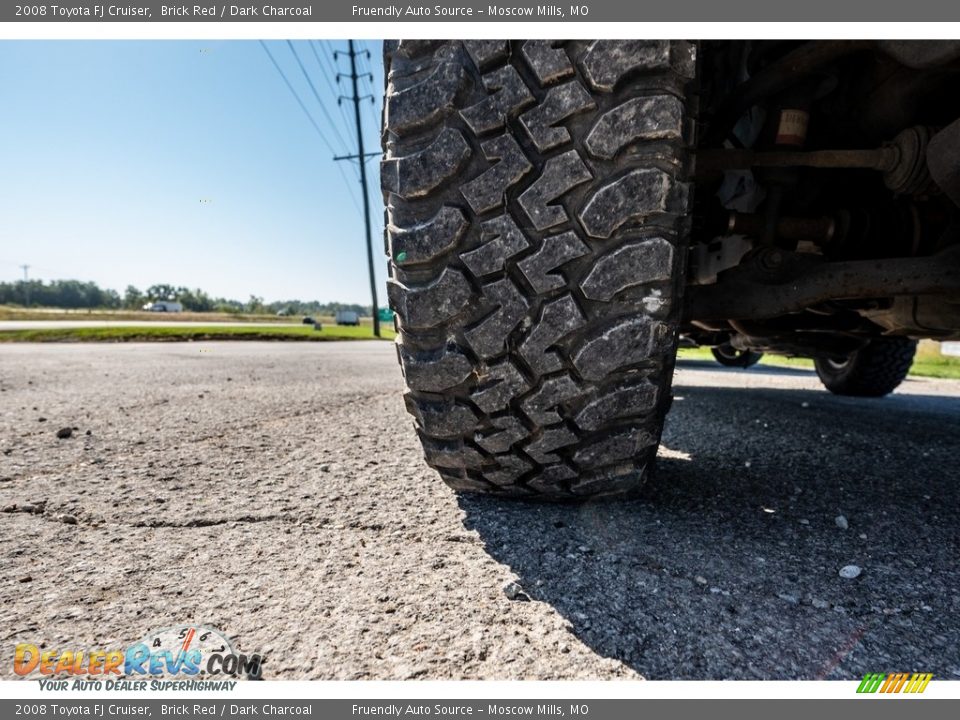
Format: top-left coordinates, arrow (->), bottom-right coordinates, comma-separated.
0,279 -> 371,316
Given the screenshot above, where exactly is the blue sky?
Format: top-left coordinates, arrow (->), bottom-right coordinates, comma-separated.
0,40 -> 386,305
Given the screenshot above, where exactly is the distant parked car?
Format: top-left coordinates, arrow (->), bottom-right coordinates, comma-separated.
302,316 -> 316,325
142,301 -> 183,312
335,310 -> 360,326
276,308 -> 294,317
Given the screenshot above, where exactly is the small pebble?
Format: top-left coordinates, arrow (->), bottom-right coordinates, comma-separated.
799,519 -> 809,525
18,575 -> 32,583
839,565 -> 861,579
812,598 -> 830,609
694,575 -> 707,585
56,427 -> 73,439
59,514 -> 78,525
502,581 -> 528,601
835,515 -> 849,530
801,402 -> 810,408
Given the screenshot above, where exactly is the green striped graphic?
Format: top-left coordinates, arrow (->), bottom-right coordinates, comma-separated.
857,673 -> 886,693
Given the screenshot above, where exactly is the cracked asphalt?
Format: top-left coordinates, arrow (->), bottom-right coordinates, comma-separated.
1,342 -> 959,680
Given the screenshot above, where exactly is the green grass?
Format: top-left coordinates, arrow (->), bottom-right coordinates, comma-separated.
0,324 -> 395,343
0,305 -> 302,323
678,342 -> 960,380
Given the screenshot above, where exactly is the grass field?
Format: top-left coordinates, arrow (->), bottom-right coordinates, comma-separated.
678,340 -> 960,380
0,305 -> 376,326
0,324 -> 394,343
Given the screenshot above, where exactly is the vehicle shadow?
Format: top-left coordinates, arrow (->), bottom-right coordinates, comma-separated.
458,383 -> 960,679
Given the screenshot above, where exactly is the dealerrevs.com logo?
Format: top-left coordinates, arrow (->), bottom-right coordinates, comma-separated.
14,625 -> 263,690
856,673 -> 933,694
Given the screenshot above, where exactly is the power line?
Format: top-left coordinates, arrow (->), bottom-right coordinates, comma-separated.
285,40 -> 351,153
258,40 -> 339,158
259,40 -> 365,217
309,40 -> 357,149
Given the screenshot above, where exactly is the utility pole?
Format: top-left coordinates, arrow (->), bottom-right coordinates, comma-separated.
334,40 -> 381,337
19,264 -> 30,306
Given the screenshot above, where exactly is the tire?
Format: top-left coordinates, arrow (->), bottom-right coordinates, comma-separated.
711,343 -> 763,368
383,40 -> 696,498
814,337 -> 917,397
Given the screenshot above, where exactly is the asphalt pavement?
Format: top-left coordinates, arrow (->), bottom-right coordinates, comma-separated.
1,342 -> 958,680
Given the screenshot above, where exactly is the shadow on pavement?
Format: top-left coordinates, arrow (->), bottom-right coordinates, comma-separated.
459,384 -> 960,679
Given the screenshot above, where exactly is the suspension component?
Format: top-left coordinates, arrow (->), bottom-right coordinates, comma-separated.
696,127 -> 936,195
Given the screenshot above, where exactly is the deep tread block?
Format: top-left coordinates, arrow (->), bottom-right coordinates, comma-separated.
461,65 -> 536,135
471,361 -> 531,414
518,150 -> 593,231
573,316 -> 671,382
388,268 -> 472,329
522,41 -> 574,85
398,343 -> 474,392
407,395 -> 479,439
461,134 -> 533,214
572,427 -> 657,469
571,466 -> 644,496
395,41 -> 443,59
386,59 -> 467,136
486,455 -> 533,486
389,206 -> 468,266
476,416 -> 528,453
520,294 -> 586,375
585,95 -> 684,159
520,374 -> 581,425
465,279 -> 529,359
440,471 -> 496,494
520,81 -> 596,152
579,168 -> 676,239
525,427 -> 579,463
518,231 -> 590,293
460,214 -> 531,278
382,128 -> 471,199
580,237 -> 675,301
463,40 -> 508,70
526,464 -> 578,494
422,437 -> 486,469
581,41 -> 695,92
575,381 -> 659,432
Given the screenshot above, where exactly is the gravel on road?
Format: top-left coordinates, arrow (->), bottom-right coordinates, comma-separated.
1,343 -> 958,680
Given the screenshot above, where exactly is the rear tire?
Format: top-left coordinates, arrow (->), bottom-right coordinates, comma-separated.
711,343 -> 763,368
383,40 -> 696,498
814,337 -> 916,397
